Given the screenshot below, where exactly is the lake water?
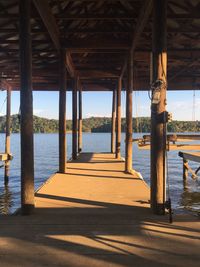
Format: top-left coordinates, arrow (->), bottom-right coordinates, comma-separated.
0,133 -> 199,215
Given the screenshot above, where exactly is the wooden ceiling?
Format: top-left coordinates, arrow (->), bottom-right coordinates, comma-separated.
0,0 -> 200,91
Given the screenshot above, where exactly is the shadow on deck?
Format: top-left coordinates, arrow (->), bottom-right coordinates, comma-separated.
0,153 -> 199,267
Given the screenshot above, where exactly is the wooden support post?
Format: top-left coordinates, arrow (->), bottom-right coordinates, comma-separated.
111,89 -> 116,153
183,159 -> 188,189
78,87 -> 82,153
72,77 -> 78,159
59,49 -> 67,173
4,87 -> 11,185
125,52 -> 133,173
19,0 -> 34,215
150,0 -> 167,215
116,77 -> 121,159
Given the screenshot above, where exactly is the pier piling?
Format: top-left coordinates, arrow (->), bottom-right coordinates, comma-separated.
125,52 -> 133,173
116,77 -> 121,159
78,87 -> 82,153
59,49 -> 67,173
72,77 -> 78,160
183,159 -> 188,188
4,87 -> 11,185
150,0 -> 167,215
111,89 -> 116,153
19,0 -> 34,215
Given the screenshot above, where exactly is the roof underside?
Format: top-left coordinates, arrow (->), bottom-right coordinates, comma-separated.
0,0 -> 200,91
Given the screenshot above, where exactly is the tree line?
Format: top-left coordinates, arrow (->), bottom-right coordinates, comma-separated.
0,115 -> 199,133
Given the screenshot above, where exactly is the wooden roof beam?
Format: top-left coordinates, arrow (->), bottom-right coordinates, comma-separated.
169,58 -> 200,82
79,70 -> 119,79
1,13 -> 200,20
120,0 -> 153,78
9,80 -> 200,92
33,0 -> 60,50
66,51 -> 76,78
33,0 -> 77,79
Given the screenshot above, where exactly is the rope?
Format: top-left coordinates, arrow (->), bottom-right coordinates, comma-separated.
164,110 -> 173,223
0,95 -> 7,114
135,91 -> 139,133
195,167 -> 200,177
192,90 -> 198,132
0,95 -> 7,149
137,91 -> 142,133
122,89 -> 126,119
134,67 -> 142,134
161,54 -> 173,223
18,105 -> 21,124
192,90 -> 196,122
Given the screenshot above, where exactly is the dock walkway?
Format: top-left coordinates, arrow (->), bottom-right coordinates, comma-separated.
35,153 -> 150,214
0,153 -> 199,267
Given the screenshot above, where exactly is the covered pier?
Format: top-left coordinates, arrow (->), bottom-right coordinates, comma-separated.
0,0 -> 200,266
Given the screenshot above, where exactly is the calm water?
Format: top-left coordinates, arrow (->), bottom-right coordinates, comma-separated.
0,133 -> 199,215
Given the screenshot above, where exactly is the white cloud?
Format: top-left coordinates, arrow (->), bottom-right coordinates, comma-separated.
33,109 -> 44,116
84,113 -> 110,118
167,98 -> 200,121
132,96 -> 200,121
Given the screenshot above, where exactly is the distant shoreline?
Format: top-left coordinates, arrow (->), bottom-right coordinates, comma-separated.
1,131 -> 199,135
0,114 -> 199,134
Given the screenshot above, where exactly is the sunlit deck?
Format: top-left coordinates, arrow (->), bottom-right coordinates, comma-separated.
0,153 -> 199,267
35,153 -> 150,213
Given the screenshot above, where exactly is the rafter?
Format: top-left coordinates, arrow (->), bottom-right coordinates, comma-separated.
33,0 -> 60,50
169,58 -> 200,82
33,0 -> 77,79
120,0 -> 153,78
66,51 -> 76,78
1,13 -> 200,20
1,0 -> 200,91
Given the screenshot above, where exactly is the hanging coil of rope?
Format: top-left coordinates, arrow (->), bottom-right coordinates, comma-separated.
148,79 -> 167,102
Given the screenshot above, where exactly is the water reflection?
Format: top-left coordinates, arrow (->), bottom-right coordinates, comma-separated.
180,185 -> 200,214
0,133 -> 199,215
0,185 -> 13,214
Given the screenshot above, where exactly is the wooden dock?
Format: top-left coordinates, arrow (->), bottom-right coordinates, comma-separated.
35,153 -> 150,214
0,153 -> 199,267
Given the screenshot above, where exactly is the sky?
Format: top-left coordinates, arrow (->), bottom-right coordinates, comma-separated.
0,90 -> 199,121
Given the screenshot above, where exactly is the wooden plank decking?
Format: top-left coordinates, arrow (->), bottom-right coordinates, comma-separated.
0,153 -> 199,267
35,153 -> 150,214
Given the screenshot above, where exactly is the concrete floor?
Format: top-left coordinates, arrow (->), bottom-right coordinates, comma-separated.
0,153 -> 199,267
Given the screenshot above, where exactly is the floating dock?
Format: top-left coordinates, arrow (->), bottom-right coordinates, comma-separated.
0,153 -> 199,267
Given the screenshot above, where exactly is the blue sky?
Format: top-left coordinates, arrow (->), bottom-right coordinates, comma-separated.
0,90 -> 199,121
